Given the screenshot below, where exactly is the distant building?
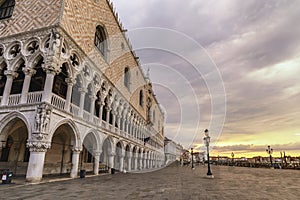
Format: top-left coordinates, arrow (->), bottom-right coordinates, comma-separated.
164,137 -> 180,165
176,143 -> 184,161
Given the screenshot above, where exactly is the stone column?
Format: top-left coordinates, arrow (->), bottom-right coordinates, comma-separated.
134,153 -> 138,170
42,69 -> 57,103
98,103 -> 104,120
143,153 -> 147,169
116,114 -> 121,129
122,115 -> 126,132
125,120 -> 128,135
139,152 -> 143,170
93,151 -> 102,175
79,88 -> 87,117
20,68 -> 36,104
26,141 -> 50,182
70,149 -> 81,178
64,78 -> 74,112
1,70 -> 17,105
108,152 -> 115,172
111,110 -> 116,126
127,152 -> 132,172
89,95 -> 96,116
106,107 -> 111,123
119,154 -> 124,172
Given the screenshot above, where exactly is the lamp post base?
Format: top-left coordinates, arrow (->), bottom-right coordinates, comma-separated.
206,175 -> 214,179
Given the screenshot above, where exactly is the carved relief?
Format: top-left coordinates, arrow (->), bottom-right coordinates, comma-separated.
33,103 -> 52,140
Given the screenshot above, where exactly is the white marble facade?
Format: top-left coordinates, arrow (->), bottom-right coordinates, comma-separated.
0,25 -> 165,182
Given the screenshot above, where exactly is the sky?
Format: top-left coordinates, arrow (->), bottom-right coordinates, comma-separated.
112,0 -> 300,158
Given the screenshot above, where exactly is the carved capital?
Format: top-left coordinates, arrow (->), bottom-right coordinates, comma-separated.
65,78 -> 75,86
27,140 -> 51,152
72,147 -> 82,153
43,57 -> 60,74
4,70 -> 18,78
23,68 -> 36,76
93,150 -> 102,157
79,87 -> 87,94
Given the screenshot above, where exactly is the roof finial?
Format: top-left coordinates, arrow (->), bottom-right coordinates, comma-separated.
145,67 -> 150,83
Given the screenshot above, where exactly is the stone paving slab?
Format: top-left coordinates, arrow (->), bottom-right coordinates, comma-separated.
0,164 -> 300,200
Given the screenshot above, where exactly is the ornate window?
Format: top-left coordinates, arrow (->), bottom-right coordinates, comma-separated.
94,25 -> 107,56
0,0 -> 15,20
124,67 -> 130,89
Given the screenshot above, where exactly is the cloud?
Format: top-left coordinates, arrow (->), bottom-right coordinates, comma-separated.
113,0 -> 300,153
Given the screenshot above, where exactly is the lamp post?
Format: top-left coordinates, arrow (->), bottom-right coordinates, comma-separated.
191,148 -> 194,169
203,129 -> 213,177
266,145 -> 273,168
231,152 -> 234,166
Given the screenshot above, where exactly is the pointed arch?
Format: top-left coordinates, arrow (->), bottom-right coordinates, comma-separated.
49,118 -> 81,149
52,62 -> 71,99
11,58 -> 25,94
82,129 -> 101,152
0,111 -> 30,141
29,54 -> 46,92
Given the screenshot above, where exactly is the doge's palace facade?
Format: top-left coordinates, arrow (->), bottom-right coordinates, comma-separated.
0,0 -> 165,182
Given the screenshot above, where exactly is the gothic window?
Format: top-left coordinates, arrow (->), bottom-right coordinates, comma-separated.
0,0 -> 15,20
52,63 -> 68,99
94,25 -> 107,56
29,57 -> 46,92
0,64 -> 7,96
11,61 -> 25,94
152,110 -> 156,123
139,90 -> 144,107
124,67 -> 130,89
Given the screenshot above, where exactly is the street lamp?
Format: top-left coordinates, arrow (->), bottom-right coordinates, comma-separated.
191,148 -> 194,169
231,152 -> 234,166
266,145 -> 273,168
203,129 -> 213,177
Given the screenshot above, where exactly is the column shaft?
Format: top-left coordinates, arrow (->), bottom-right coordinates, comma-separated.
70,151 -> 80,178
1,72 -> 15,105
26,151 -> 46,182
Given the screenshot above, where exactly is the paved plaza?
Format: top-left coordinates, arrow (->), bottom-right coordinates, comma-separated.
1,163 -> 300,200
